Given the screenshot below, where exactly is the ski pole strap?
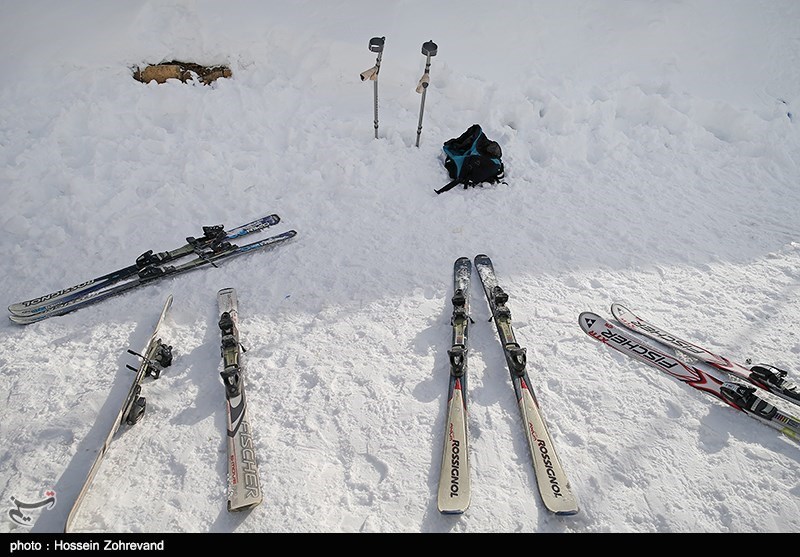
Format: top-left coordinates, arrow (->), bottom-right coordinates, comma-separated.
435,179 -> 462,195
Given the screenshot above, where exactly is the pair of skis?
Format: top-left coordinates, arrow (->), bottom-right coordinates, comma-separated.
437,255 -> 579,516
8,214 -> 296,324
65,290 -> 263,531
580,304 -> 800,443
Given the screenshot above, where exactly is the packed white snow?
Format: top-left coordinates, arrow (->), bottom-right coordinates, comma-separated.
0,0 -> 798,533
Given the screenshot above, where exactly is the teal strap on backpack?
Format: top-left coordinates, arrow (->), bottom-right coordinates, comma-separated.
436,124 -> 504,194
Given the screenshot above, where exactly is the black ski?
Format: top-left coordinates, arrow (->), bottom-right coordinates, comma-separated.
9,214 -> 281,317
437,257 -> 472,514
64,295 -> 174,533
10,214 -> 281,319
218,288 -> 263,511
10,230 -> 296,324
474,254 -> 579,515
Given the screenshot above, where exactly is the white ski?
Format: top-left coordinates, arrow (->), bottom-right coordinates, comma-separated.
64,295 -> 173,532
437,257 -> 472,514
217,287 -> 263,511
474,255 -> 579,515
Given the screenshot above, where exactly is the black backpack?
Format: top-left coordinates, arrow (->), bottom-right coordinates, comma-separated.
435,124 -> 504,194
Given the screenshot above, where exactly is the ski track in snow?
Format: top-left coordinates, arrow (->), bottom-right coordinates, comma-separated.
0,0 -> 798,534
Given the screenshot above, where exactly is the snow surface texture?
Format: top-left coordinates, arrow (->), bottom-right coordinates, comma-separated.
1,0 -> 799,534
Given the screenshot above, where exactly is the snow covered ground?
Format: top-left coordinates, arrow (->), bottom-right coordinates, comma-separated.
1,0 -> 798,534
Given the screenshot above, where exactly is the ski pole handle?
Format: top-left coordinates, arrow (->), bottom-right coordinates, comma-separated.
421,40 -> 437,57
369,36 -> 385,53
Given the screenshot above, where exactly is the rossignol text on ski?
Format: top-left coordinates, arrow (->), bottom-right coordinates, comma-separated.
437,257 -> 472,514
218,288 -> 263,511
474,254 -> 579,516
64,295 -> 174,533
579,311 -> 800,444
9,214 -> 295,324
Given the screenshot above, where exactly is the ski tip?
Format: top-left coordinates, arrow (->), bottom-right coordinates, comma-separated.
217,288 -> 239,312
578,312 -> 605,333
552,506 -> 580,517
438,507 -> 468,515
273,229 -> 298,241
228,498 -> 263,512
161,294 -> 174,314
609,302 -> 629,315
9,313 -> 39,325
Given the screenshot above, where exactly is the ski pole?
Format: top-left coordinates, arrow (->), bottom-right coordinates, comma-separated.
415,40 -> 437,147
360,36 -> 385,139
